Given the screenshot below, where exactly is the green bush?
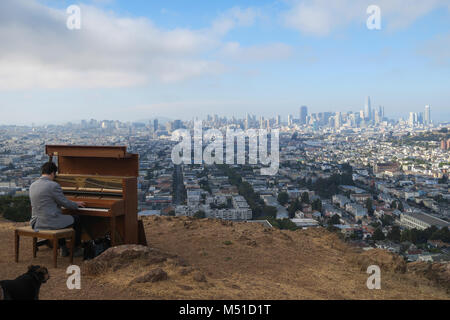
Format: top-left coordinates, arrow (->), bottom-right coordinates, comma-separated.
0,196 -> 31,222
193,210 -> 206,219
268,218 -> 298,231
4,207 -> 31,222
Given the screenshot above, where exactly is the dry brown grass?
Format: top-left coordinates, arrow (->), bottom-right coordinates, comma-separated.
0,215 -> 449,300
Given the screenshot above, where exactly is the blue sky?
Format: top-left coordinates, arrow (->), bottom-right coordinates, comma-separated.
1,0 -> 449,124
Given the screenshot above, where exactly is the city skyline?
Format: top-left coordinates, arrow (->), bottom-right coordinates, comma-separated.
1,0 -> 450,124
0,100 -> 438,127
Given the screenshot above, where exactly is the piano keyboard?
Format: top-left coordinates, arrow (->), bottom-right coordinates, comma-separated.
78,207 -> 109,212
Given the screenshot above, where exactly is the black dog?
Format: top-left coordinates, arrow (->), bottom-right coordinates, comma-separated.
0,265 -> 49,300
82,236 -> 111,260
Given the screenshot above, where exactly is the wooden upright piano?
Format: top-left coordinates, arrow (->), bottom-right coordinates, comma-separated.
45,145 -> 146,246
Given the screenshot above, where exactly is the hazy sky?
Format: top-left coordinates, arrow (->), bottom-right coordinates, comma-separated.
1,0 -> 449,125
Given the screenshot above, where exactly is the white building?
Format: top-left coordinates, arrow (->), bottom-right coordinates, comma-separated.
400,212 -> 450,230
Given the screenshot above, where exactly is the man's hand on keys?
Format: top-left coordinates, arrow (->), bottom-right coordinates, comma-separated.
76,201 -> 86,208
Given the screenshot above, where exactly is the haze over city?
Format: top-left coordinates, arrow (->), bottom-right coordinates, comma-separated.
1,0 -> 450,125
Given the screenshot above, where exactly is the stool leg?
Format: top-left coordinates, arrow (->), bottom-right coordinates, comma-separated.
15,230 -> 19,263
70,232 -> 74,265
53,238 -> 58,268
33,237 -> 37,258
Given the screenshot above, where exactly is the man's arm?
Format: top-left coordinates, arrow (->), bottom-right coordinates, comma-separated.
52,183 -> 83,210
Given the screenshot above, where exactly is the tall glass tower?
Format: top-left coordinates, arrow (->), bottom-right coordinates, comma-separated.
364,96 -> 372,120
424,105 -> 431,125
300,106 -> 308,125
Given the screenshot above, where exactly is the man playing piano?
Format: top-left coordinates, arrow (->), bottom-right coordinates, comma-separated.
29,162 -> 86,257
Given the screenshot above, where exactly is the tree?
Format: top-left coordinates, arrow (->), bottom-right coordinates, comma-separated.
300,192 -> 310,204
193,210 -> 205,219
400,228 -> 430,245
268,218 -> 298,231
365,198 -> 374,215
328,214 -> 341,225
277,192 -> 289,206
391,200 -> 403,212
350,230 -> 362,240
288,198 -> 301,218
380,214 -> 394,226
262,206 -> 277,219
311,198 -> 322,212
372,227 -> 385,241
411,228 -> 428,244
401,229 -> 411,242
430,227 -> 450,243
387,226 -> 401,242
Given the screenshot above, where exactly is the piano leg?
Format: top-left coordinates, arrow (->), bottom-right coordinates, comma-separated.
111,215 -> 116,246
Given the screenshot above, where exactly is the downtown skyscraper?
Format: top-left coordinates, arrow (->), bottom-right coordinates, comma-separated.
299,106 -> 308,125
424,105 -> 431,125
364,96 -> 372,120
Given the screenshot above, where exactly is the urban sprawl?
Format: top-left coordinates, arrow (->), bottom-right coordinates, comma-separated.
1,97 -> 449,264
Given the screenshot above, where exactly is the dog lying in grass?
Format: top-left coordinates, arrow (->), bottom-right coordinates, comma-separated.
0,265 -> 49,300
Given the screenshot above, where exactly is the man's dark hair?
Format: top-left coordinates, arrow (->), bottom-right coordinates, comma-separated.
41,162 -> 58,175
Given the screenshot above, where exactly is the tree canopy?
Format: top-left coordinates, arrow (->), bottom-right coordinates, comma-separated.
277,192 -> 289,206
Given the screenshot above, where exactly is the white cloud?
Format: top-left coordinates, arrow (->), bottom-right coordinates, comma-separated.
281,0 -> 449,36
212,7 -> 261,35
220,42 -> 293,61
0,1 -> 259,90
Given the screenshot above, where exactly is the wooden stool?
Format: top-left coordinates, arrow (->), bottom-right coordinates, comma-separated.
15,226 -> 75,268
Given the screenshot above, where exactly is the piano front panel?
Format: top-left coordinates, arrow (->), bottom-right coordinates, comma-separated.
58,156 -> 138,177
61,200 -> 125,243
59,179 -> 129,245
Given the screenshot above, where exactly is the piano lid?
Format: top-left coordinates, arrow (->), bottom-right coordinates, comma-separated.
46,145 -> 130,158
46,145 -> 139,177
